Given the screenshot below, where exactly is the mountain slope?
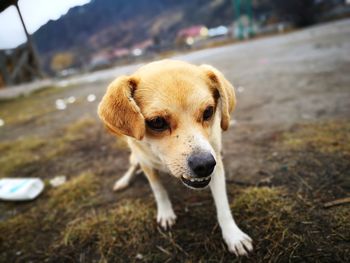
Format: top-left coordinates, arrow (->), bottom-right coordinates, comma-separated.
33,0 -> 234,56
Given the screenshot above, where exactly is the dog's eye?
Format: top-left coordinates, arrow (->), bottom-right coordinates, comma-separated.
203,106 -> 214,121
146,117 -> 169,132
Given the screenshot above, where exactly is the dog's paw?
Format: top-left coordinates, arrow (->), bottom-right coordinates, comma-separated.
157,208 -> 177,230
223,228 -> 253,256
113,178 -> 129,191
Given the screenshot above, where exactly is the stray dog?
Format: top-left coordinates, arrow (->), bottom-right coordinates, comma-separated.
98,60 -> 253,256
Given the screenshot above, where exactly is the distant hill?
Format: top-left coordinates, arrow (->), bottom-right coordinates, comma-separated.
31,0 -> 331,70
33,0 -> 234,61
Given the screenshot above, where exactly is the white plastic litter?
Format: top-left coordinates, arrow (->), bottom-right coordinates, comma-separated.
87,94 -> 96,102
0,118 -> 4,127
55,99 -> 67,110
67,96 -> 76,104
49,175 -> 66,187
55,96 -> 77,110
0,178 -> 45,201
237,86 -> 245,93
230,119 -> 237,126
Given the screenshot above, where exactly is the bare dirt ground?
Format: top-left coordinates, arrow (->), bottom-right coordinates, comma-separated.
0,19 -> 349,262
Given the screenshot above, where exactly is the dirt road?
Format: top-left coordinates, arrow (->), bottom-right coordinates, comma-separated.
0,19 -> 349,262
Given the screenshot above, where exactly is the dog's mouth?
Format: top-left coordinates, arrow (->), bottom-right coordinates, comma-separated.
181,175 -> 211,189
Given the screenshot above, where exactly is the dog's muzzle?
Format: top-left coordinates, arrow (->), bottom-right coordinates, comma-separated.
181,152 -> 216,189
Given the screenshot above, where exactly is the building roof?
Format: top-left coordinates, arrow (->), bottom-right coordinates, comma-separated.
177,25 -> 206,38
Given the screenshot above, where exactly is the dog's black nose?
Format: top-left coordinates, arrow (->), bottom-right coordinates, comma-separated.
188,152 -> 216,178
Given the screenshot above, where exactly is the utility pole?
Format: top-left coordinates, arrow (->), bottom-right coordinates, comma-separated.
0,0 -> 44,86
232,0 -> 254,40
14,0 -> 43,78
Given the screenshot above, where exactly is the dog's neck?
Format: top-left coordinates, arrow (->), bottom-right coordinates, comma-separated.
127,137 -> 169,173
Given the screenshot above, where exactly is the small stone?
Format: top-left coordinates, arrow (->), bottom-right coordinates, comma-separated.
67,96 -> 76,104
237,86 -> 245,93
135,253 -> 143,260
55,99 -> 66,110
87,94 -> 96,102
49,176 -> 67,187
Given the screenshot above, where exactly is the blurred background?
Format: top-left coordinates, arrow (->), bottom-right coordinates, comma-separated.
1,0 -> 350,85
0,1 -> 349,262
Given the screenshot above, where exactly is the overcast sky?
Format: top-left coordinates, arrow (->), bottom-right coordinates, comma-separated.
0,0 -> 91,49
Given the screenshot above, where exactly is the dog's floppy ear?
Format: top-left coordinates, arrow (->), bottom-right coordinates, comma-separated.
200,64 -> 236,131
98,75 -> 145,140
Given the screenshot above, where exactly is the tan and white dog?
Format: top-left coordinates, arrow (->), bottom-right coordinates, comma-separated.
98,60 -> 253,256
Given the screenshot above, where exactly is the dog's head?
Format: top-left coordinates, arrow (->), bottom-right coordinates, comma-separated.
98,60 -> 236,189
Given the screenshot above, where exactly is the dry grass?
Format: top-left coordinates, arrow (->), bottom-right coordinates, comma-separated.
0,138 -> 46,177
0,172 -> 100,261
0,86 -> 62,125
0,117 -> 98,178
283,120 -> 350,154
39,186 -> 305,262
57,200 -> 155,261
0,118 -> 349,262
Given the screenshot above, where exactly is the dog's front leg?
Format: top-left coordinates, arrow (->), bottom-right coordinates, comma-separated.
141,165 -> 176,230
210,158 -> 253,256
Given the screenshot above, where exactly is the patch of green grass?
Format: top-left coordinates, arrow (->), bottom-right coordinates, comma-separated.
0,117 -> 98,178
49,117 -> 99,156
64,117 -> 97,141
231,187 -> 299,261
0,86 -> 62,125
58,199 -> 155,261
283,120 -> 350,154
48,172 -> 99,212
275,120 -> 350,198
0,137 -> 46,177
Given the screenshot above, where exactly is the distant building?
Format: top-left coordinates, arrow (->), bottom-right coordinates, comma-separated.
89,52 -> 111,71
176,25 -> 208,46
112,48 -> 131,59
131,39 -> 154,56
207,25 -> 229,38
